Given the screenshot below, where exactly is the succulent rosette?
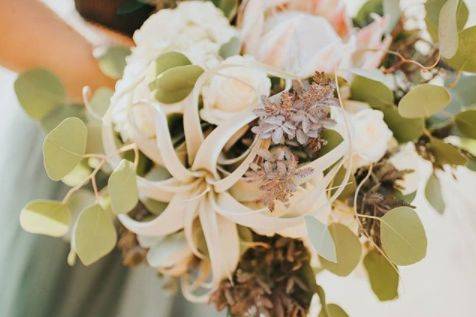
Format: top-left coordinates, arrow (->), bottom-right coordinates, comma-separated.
13,0 -> 476,316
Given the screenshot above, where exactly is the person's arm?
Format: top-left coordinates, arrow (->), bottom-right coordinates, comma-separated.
0,0 -> 116,101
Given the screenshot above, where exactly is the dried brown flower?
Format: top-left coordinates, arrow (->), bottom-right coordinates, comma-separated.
210,234 -> 317,317
252,72 -> 337,146
247,147 -> 313,211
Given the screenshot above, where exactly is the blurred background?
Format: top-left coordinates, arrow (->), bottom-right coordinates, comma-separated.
1,1 -> 476,317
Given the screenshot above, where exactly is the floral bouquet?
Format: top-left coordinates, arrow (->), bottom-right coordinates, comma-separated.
14,0 -> 476,316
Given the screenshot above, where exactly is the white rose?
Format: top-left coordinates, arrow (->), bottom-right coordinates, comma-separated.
201,56 -> 271,125
110,1 -> 237,140
349,108 -> 393,168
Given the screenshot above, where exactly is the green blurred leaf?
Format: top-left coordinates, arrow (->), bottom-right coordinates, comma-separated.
455,109 -> 476,138
320,223 -> 362,276
219,37 -> 241,59
62,160 -> 91,187
398,84 -> 450,118
466,158 -> 476,171
153,65 -> 204,104
155,51 -> 191,77
374,104 -> 424,143
305,216 -> 337,262
20,200 -> 71,237
429,136 -> 468,166
383,0 -> 401,33
425,173 -> 445,214
319,304 -> 349,317
97,46 -> 131,79
446,26 -> 476,72
87,87 -> 113,121
73,204 -> 117,266
43,117 -> 88,181
14,69 -> 65,119
350,70 -> 394,106
117,0 -> 147,14
86,124 -> 105,154
380,206 -> 427,266
41,104 -> 85,133
318,129 -> 344,157
109,160 -> 138,214
330,167 -> 356,200
438,0 -> 460,58
354,0 -> 384,28
425,0 -> 468,41
364,250 -> 399,301
212,0 -> 238,20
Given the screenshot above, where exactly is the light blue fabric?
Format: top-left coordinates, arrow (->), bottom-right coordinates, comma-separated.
0,70 -> 223,317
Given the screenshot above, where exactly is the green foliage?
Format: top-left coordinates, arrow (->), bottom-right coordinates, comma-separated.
153,65 -> 204,104
364,250 -> 399,301
398,84 -> 451,119
425,173 -> 445,214
380,206 -> 427,266
219,37 -> 241,59
354,0 -> 384,28
43,117 -> 88,181
14,69 -> 66,119
88,87 -> 113,121
97,45 -> 131,79
446,26 -> 476,72
154,51 -> 192,77
438,0 -> 460,58
383,0 -> 401,33
374,104 -> 424,143
108,160 -> 139,214
212,0 -> 238,20
320,223 -> 362,276
428,136 -> 468,166
455,109 -> 476,138
318,129 -> 344,157
330,167 -> 356,200
319,304 -> 349,317
305,216 -> 337,262
20,200 -> 71,237
350,71 -> 394,106
73,204 -> 117,266
62,160 -> 91,187
41,104 -> 85,132
425,0 -> 468,41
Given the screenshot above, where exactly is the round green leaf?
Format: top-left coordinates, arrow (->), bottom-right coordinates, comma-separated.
374,104 -> 424,143
354,0 -> 384,28
425,0 -> 468,41
108,160 -> 139,214
41,104 -> 85,133
350,70 -> 394,106
446,26 -> 476,72
455,109 -> 476,138
43,117 -> 88,181
20,200 -> 71,237
438,0 -> 460,58
14,69 -> 65,119
305,216 -> 337,262
398,84 -> 451,118
153,65 -> 204,104
97,46 -> 131,79
73,204 -> 117,266
318,129 -> 343,157
364,250 -> 399,301
87,87 -> 113,121
380,206 -> 427,266
429,136 -> 468,166
425,173 -> 445,214
212,0 -> 238,20
320,223 -> 362,276
155,51 -> 191,76
62,160 -> 91,187
219,37 -> 241,59
319,304 -> 349,317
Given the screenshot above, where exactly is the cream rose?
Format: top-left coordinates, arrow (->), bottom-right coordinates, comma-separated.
201,56 -> 271,125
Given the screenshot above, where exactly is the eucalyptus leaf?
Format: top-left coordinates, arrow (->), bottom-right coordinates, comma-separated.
212,0 -> 238,20
108,160 -> 139,214
319,304 -> 349,317
87,87 -> 113,121
380,206 -> 427,266
320,223 -> 362,276
350,71 -> 394,106
73,204 -> 117,266
425,173 -> 445,214
428,136 -> 468,166
155,51 -> 191,77
43,117 -> 88,181
318,129 -> 344,157
455,109 -> 476,138
20,200 -> 71,237
219,37 -> 241,59
425,0 -> 468,41
97,46 -> 131,79
374,104 -> 424,143
383,0 -> 401,33
14,69 -> 65,119
41,104 -> 85,133
153,65 -> 204,104
331,167 -> 356,200
364,250 -> 399,301
398,84 -> 450,118
305,216 -> 337,262
354,0 -> 384,28
438,0 -> 460,58
62,160 -> 91,187
446,26 -> 476,72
